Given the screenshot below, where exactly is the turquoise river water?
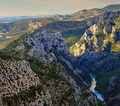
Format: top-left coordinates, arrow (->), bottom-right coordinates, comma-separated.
81,66 -> 104,101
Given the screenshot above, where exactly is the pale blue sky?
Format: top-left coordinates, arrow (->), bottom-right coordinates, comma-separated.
0,0 -> 120,16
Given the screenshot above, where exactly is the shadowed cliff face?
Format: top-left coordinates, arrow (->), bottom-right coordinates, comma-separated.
69,17 -> 120,105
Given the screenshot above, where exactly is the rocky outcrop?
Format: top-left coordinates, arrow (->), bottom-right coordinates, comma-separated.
20,31 -> 76,63
19,31 -> 91,89
69,22 -> 105,56
81,23 -> 105,41
107,76 -> 120,106
103,22 -> 113,35
0,53 -> 99,106
108,76 -> 117,93
0,57 -> 40,104
29,20 -> 42,29
110,30 -> 120,43
69,21 -> 120,56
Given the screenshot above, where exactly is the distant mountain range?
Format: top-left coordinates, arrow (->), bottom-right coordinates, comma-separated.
0,4 -> 120,50
0,15 -> 51,22
51,4 -> 120,21
0,4 -> 120,23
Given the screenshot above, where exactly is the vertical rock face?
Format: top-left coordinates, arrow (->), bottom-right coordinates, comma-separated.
79,23 -> 105,41
19,31 -> 90,88
107,76 -> 120,106
20,31 -> 76,64
108,76 -> 117,93
103,22 -> 113,35
69,21 -> 118,56
110,29 -> 120,43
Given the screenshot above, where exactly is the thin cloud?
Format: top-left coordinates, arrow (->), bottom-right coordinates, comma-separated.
49,5 -> 53,8
63,11 -> 71,14
22,0 -> 120,9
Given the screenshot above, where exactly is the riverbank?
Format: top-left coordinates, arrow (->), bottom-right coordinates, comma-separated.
81,65 -> 104,101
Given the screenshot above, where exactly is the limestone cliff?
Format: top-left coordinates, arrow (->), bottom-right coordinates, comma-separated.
5,31 -> 91,88
69,20 -> 120,56
0,31 -> 101,106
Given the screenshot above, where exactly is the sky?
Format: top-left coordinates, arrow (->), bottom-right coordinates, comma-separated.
0,0 -> 120,16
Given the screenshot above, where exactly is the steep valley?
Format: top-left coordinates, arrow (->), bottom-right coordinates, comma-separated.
69,15 -> 120,105
1,4 -> 120,106
0,31 -> 105,106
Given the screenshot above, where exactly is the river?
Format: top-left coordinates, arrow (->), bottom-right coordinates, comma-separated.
81,66 -> 104,101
